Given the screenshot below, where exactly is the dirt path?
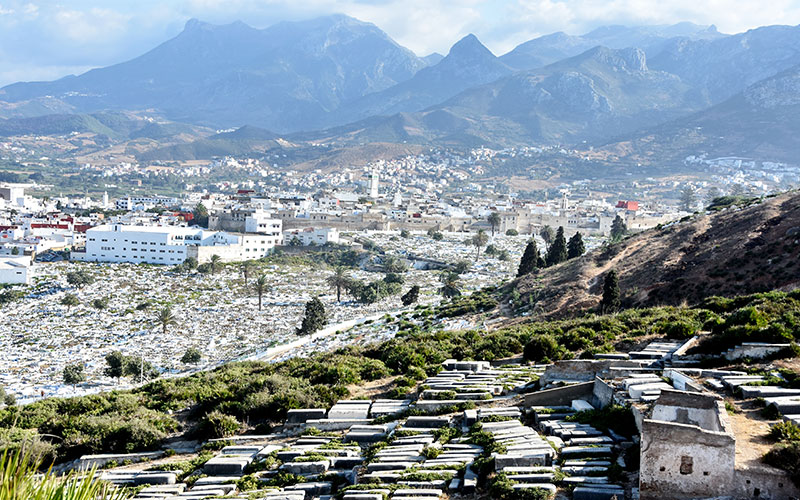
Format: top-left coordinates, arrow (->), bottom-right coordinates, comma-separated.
728,402 -> 775,468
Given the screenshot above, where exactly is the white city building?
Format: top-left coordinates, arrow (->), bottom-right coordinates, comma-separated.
0,255 -> 30,284
72,223 -> 282,265
115,196 -> 180,211
283,227 -> 340,246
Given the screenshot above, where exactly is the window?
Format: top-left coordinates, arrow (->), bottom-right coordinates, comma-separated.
680,456 -> 693,475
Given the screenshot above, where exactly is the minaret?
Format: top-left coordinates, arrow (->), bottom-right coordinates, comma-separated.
560,191 -> 568,211
369,167 -> 379,199
103,191 -> 109,208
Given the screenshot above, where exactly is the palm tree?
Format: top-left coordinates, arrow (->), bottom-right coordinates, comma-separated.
210,254 -> 222,274
254,274 -> 269,311
439,271 -> 461,298
487,212 -> 501,236
156,306 -> 177,336
472,229 -> 489,261
326,267 -> 350,302
240,261 -> 255,286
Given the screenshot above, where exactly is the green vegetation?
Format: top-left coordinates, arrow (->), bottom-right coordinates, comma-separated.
0,448 -> 128,499
62,364 -> 85,388
600,270 -> 621,313
567,232 -> 585,259
60,294 -> 80,309
707,195 -> 759,212
3,288 -> 799,466
489,473 -> 554,499
610,215 -> 627,242
690,290 -> 800,353
297,297 -> 326,335
545,227 -> 567,267
769,421 -> 800,442
181,348 -> 202,365
401,285 -> 420,306
517,240 -> 543,277
66,269 -> 94,288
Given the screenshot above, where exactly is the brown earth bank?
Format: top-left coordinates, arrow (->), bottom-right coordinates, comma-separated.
509,190 -> 800,319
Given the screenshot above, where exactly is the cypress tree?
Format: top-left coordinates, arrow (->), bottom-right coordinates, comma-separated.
545,226 -> 568,266
610,215 -> 627,241
567,232 -> 585,259
297,297 -> 326,335
517,240 -> 541,277
601,270 -> 621,313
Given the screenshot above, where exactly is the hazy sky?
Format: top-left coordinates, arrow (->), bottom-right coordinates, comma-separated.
1,0 -> 800,87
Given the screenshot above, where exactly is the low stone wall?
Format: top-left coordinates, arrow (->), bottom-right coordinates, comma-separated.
734,463 -> 800,499
591,377 -> 615,409
540,359 -> 645,386
78,451 -> 163,469
524,382 -> 594,407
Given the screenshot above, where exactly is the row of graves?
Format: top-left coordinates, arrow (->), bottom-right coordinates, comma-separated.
93,360 -> 543,500
92,334 -> 799,500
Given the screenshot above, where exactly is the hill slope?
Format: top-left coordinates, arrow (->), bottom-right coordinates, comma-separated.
513,191 -> 800,317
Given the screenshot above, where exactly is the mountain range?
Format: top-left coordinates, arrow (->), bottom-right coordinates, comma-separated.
3,15 -> 800,161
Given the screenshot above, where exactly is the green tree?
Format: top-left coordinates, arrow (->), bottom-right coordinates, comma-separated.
517,240 -> 541,277
453,260 -> 471,274
382,255 -> 408,273
254,274 -> 269,311
601,269 -> 621,313
66,269 -> 94,288
326,267 -> 349,303
472,230 -> 489,261
505,229 -> 519,236
156,306 -> 177,336
193,202 -> 209,228
401,285 -> 420,306
60,293 -> 80,310
679,185 -> 697,211
545,226 -> 568,266
567,232 -> 586,259
92,297 -> 109,310
209,254 -> 222,274
427,228 -> 444,241
487,212 -> 501,236
610,215 -> 627,242
439,271 -> 462,298
297,297 -> 326,335
539,226 -> 555,249
62,363 -> 85,388
183,256 -> 198,270
103,351 -> 126,381
10,246 -> 19,255
400,229 -> 410,238
181,348 -> 202,365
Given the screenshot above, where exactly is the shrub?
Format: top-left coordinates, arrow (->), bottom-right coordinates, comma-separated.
660,319 -> 698,340
195,411 -> 240,439
770,421 -> 800,442
523,335 -> 560,363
